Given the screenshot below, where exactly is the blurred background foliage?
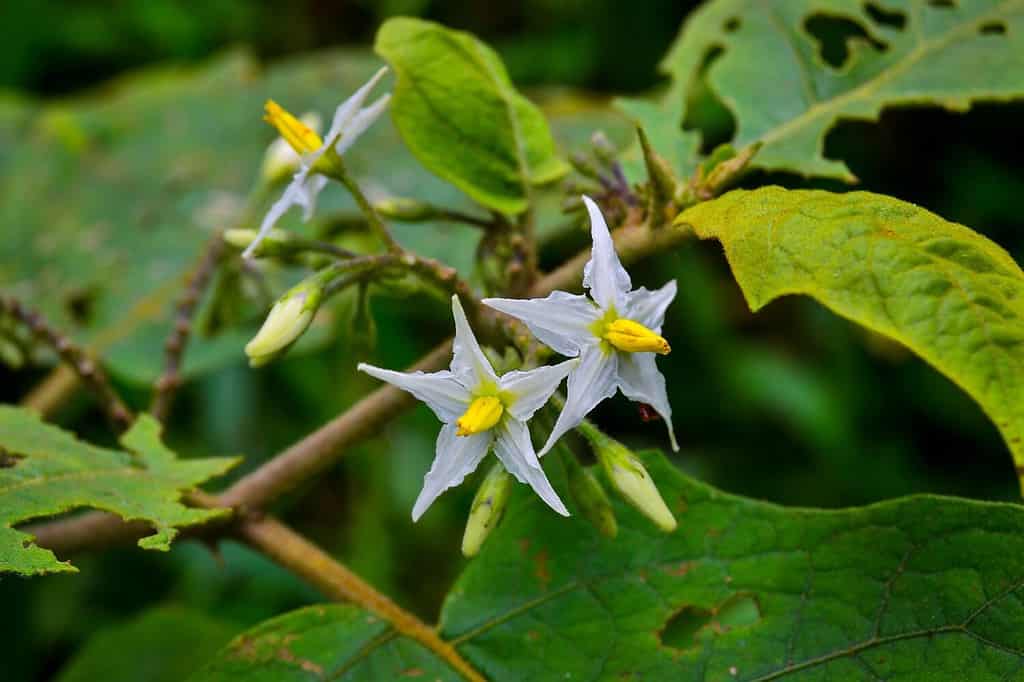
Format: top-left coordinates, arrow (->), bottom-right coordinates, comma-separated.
1,1 -> 1021,680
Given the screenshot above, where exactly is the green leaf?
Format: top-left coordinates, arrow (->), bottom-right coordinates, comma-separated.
623,0 -> 1024,180
55,606 -> 239,682
374,17 -> 570,215
191,451 -> 1024,679
190,604 -> 459,681
675,187 -> 1024,488
0,407 -> 238,576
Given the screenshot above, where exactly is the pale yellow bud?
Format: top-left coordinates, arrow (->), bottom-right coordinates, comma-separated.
462,464 -> 513,557
244,283 -> 322,367
594,436 -> 676,532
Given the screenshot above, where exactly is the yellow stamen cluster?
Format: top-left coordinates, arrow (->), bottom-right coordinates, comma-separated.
456,396 -> 504,436
264,100 -> 323,155
603,319 -> 671,355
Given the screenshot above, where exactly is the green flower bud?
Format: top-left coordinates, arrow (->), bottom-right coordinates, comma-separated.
244,277 -> 323,367
462,463 -> 513,557
224,228 -> 296,257
373,197 -> 439,222
586,428 -> 676,532
565,455 -> 617,539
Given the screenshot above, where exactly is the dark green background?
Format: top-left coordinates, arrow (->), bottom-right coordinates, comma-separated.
1,1 -> 1021,680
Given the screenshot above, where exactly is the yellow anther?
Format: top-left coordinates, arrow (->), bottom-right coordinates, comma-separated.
456,396 -> 504,436
264,100 -> 323,155
604,319 -> 671,355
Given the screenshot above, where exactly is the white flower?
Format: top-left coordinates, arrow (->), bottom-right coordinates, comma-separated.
243,67 -> 391,259
484,195 -> 678,455
358,295 -> 576,520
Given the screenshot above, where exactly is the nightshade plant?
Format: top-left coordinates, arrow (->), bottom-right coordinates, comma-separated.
2,5 -> 1024,681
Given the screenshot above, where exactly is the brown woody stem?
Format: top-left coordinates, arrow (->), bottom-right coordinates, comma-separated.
150,234 -> 226,422
2,296 -> 132,429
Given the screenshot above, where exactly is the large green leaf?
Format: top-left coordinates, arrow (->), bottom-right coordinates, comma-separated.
675,187 -> 1024,488
191,451 -> 1024,680
375,17 -> 570,215
622,0 -> 1024,180
0,406 -> 237,576
0,49 -> 617,385
55,606 -> 239,682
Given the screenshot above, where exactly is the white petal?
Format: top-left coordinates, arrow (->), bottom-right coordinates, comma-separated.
450,295 -> 498,387
357,363 -> 468,422
299,174 -> 329,220
243,170 -> 325,259
624,280 -> 677,332
412,424 -> 491,521
539,345 -> 619,456
617,353 -> 679,451
325,66 -> 389,144
334,94 -> 390,155
483,291 -> 599,357
581,195 -> 631,311
500,359 -> 577,421
493,419 -> 569,516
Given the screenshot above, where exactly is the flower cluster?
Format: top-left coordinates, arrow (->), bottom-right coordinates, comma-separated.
243,70 -> 679,536
360,197 -> 678,522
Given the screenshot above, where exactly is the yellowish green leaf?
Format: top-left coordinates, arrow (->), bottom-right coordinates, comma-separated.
675,187 -> 1024,485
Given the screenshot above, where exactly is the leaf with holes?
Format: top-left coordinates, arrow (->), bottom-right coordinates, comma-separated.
621,0 -> 1024,180
191,451 -> 1024,680
0,406 -> 238,576
675,187 -> 1024,489
374,17 -> 570,214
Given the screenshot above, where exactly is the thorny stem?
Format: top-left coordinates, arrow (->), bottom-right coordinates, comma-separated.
150,234 -> 227,422
31,206 -> 691,546
2,296 -> 132,430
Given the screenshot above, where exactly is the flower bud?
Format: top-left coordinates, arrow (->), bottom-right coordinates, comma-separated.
462,464 -> 513,557
223,228 -> 297,258
373,197 -> 439,222
244,278 -> 323,367
591,432 -> 676,532
565,456 -> 617,538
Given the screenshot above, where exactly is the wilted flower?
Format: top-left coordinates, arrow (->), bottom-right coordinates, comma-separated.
484,195 -> 678,455
359,295 -> 576,520
243,68 -> 391,259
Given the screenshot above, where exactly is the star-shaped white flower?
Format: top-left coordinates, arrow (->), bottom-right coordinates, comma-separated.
484,195 -> 679,456
244,67 -> 391,259
358,295 -> 576,520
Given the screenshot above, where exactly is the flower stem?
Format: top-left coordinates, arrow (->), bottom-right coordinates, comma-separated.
328,159 -> 403,253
